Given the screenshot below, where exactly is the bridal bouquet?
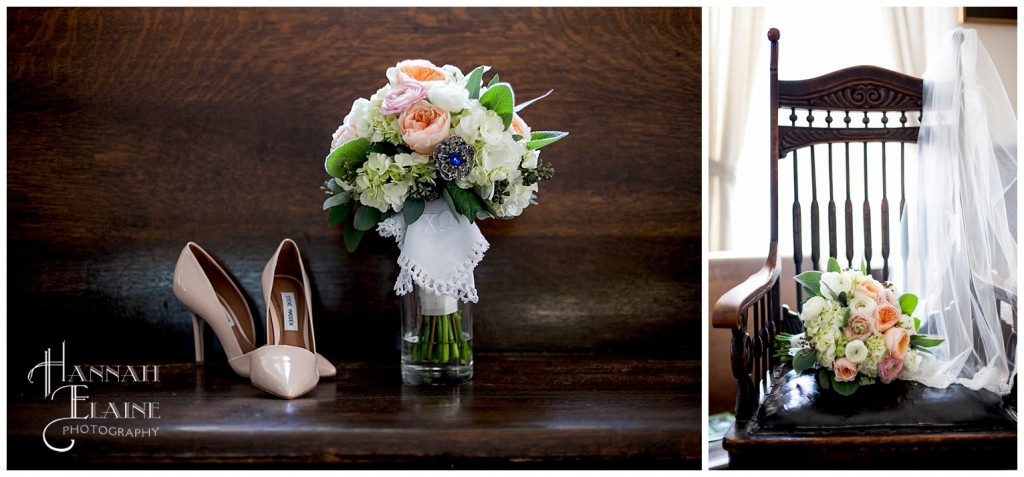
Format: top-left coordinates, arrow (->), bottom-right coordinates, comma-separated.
319,60 -> 566,383
321,59 -> 565,251
775,258 -> 944,395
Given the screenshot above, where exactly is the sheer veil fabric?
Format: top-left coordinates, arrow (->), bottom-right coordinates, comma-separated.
902,28 -> 1017,395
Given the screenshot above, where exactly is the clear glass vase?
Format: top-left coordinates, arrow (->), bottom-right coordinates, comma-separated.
401,284 -> 473,385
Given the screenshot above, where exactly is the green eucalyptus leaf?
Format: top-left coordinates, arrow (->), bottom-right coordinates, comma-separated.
909,335 -> 945,348
325,138 -> 371,178
827,257 -> 841,273
403,197 -> 425,225
512,134 -> 523,141
343,219 -> 364,252
441,187 -> 461,222
793,349 -> 818,373
794,270 -> 823,297
353,205 -> 382,231
842,307 -> 851,327
322,192 -> 350,210
327,204 -> 350,227
899,294 -> 918,316
465,65 -> 490,100
479,83 -> 515,130
526,131 -> 568,150
831,376 -> 860,396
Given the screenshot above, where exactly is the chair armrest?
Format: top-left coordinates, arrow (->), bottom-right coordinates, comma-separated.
712,243 -> 781,329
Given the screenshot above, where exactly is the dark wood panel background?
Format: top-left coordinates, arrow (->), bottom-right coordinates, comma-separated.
7,8 -> 701,374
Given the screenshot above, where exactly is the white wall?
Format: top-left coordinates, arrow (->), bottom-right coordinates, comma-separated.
970,21 -> 1017,115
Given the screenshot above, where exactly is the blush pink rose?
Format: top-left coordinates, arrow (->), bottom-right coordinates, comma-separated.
399,101 -> 451,154
855,278 -> 883,302
883,326 -> 910,359
331,123 -> 358,151
845,312 -> 875,340
833,357 -> 859,382
386,59 -> 450,88
876,304 -> 901,332
877,356 -> 904,384
381,82 -> 429,116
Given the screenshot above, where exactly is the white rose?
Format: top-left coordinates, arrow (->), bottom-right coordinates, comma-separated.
427,84 -> 470,113
801,296 -> 827,321
348,98 -> 374,138
845,340 -> 868,363
848,296 -> 878,316
820,271 -> 853,298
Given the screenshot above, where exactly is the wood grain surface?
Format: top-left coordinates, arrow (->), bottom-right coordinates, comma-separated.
8,355 -> 701,468
7,7 -> 699,364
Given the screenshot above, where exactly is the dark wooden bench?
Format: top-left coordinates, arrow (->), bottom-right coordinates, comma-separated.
7,7 -> 700,468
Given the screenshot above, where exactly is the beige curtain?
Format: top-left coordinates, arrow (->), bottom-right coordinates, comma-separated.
886,7 -> 959,76
708,7 -> 764,251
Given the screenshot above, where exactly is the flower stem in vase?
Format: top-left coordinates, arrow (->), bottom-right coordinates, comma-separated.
401,287 -> 474,384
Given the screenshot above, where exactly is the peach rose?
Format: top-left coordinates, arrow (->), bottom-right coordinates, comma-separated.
876,304 -> 901,332
877,356 -> 904,384
511,113 -> 531,138
387,59 -> 450,88
883,326 -> 910,359
399,101 -> 451,154
833,357 -> 859,382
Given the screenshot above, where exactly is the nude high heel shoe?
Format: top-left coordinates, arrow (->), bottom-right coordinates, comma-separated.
172,242 -> 337,379
249,239 -> 321,399
172,242 -> 258,377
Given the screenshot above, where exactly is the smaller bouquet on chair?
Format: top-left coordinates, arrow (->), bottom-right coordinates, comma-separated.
775,257 -> 944,395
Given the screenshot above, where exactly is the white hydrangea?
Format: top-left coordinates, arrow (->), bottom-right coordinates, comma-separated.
489,173 -> 537,218
354,153 -> 412,212
347,86 -> 401,144
521,149 -> 540,170
859,334 -> 887,378
453,102 -> 504,145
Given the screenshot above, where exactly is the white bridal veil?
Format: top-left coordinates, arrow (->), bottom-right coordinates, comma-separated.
904,28 -> 1017,395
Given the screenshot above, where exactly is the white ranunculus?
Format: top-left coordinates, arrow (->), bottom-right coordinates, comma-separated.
820,271 -> 853,298
849,296 -> 878,316
801,296 -> 827,321
903,349 -> 920,373
427,84 -> 470,113
845,340 -> 869,363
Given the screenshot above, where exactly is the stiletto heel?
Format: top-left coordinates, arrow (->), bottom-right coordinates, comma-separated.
191,312 -> 205,364
249,239 -> 321,399
173,241 -> 337,379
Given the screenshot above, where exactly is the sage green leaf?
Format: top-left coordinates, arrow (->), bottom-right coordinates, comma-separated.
465,65 -> 490,100
914,316 -> 921,332
514,88 -> 553,113
899,293 -> 918,316
444,181 -> 486,223
793,348 -> 818,373
842,307 -> 851,327
512,134 -> 523,141
837,291 -> 849,307
803,286 -> 816,298
343,219 -> 364,252
353,205 -> 382,231
325,138 -> 371,178
831,376 -> 860,396
322,192 -> 350,210
441,187 -> 461,222
526,130 -> 568,150
827,257 -> 841,273
909,335 -> 945,348
479,83 -> 514,130
794,270 -> 823,297
327,204 -> 350,227
403,197 -> 425,225
487,73 -> 500,88
818,369 -> 832,390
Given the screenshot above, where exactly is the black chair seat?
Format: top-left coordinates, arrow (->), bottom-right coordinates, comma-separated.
749,367 -> 1017,436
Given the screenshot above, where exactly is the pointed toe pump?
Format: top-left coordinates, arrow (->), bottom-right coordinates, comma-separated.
249,239 -> 321,399
172,242 -> 258,377
172,242 -> 336,380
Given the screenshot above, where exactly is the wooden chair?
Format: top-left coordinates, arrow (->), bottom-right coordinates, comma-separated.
711,28 -> 1017,469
